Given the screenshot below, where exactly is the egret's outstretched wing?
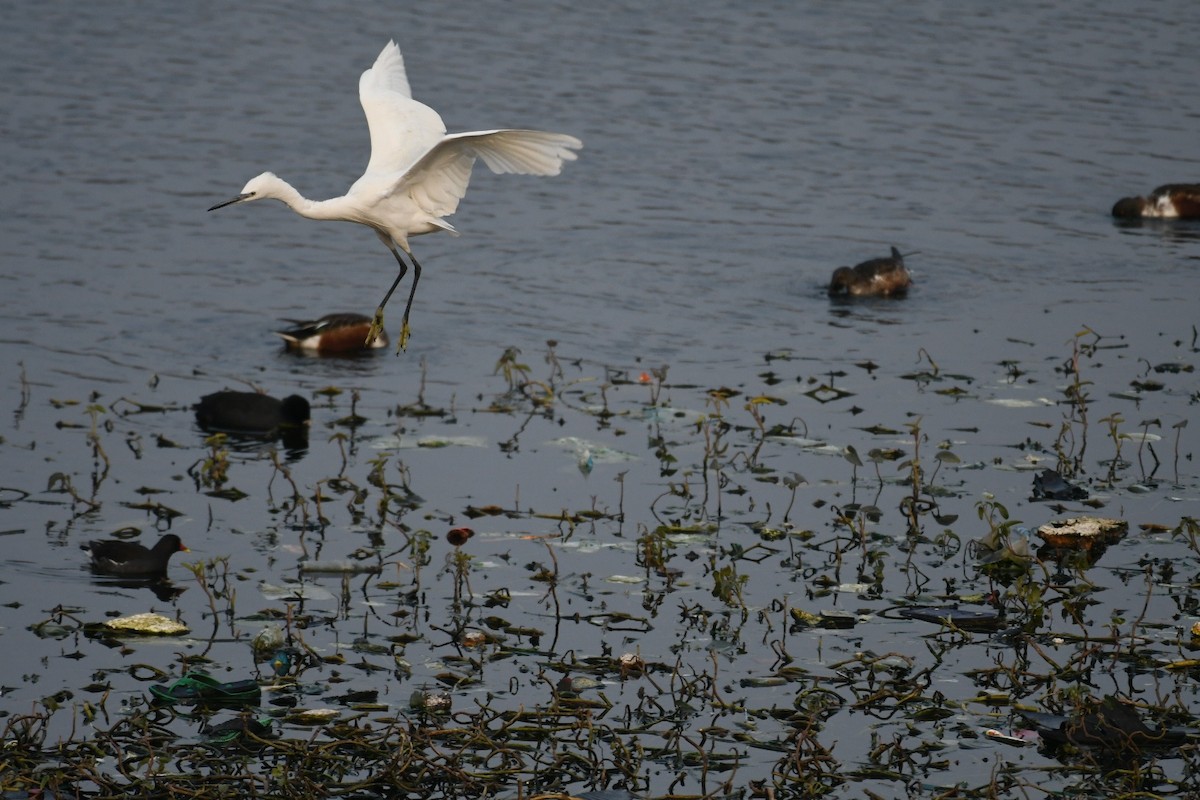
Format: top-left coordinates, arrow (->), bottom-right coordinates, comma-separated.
359,40 -> 446,177
444,130 -> 583,176
395,130 -> 583,220
394,144 -> 476,221
362,39 -> 412,98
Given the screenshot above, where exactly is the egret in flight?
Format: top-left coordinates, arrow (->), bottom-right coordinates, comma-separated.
209,40 -> 582,351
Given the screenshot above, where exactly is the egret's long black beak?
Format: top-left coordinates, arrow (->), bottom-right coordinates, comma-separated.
208,192 -> 254,212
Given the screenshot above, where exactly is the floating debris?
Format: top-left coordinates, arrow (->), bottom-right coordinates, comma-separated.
409,689 -> 451,715
258,581 -> 335,601
974,525 -> 1035,570
618,653 -> 645,676
371,434 -> 488,450
765,434 -> 826,449
102,613 -> 188,636
150,672 -> 261,707
1032,468 -> 1088,501
285,707 -> 340,725
251,624 -> 285,658
1036,516 -> 1128,551
985,397 -> 1052,408
741,676 -> 790,688
269,650 -> 292,676
550,436 -> 638,466
985,728 -> 1038,747
1020,695 -> 1198,754
790,609 -> 860,629
447,527 -> 475,547
460,629 -> 489,648
298,560 -> 382,575
203,714 -> 276,744
897,606 -> 1003,632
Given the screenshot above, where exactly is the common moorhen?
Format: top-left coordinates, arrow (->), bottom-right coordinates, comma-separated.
195,391 -> 310,436
82,533 -> 189,576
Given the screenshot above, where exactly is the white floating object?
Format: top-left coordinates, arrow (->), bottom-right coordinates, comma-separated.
103,613 -> 189,636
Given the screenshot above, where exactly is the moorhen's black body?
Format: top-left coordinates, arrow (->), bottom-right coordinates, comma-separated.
194,391 -> 310,437
82,534 -> 189,576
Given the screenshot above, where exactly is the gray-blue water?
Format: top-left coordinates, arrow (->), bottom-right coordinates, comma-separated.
2,2 -> 1199,795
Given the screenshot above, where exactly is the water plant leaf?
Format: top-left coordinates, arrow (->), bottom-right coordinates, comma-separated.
897,606 -> 1003,632
206,487 -> 249,501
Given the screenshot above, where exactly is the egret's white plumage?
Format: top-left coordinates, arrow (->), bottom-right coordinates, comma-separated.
209,40 -> 582,350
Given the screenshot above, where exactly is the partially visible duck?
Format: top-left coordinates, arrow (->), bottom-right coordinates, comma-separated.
828,246 -> 913,297
82,534 -> 188,576
195,391 -> 311,437
1111,184 -> 1200,219
275,313 -> 388,354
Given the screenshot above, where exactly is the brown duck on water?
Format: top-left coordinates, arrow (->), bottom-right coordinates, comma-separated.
828,246 -> 913,298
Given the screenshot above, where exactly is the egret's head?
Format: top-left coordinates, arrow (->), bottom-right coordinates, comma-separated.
208,172 -> 280,211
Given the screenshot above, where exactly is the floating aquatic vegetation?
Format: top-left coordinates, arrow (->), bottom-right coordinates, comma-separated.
549,436 -> 638,465
1020,695 -> 1199,756
897,605 -> 1004,633
7,329 -> 1200,799
804,382 -> 855,403
298,559 -> 383,575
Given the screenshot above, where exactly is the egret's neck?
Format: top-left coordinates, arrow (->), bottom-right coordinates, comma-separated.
267,178 -> 347,222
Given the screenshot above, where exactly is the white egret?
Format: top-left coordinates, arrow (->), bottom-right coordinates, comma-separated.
209,40 -> 582,351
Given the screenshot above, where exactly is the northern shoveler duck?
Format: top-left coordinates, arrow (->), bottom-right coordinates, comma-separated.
828,246 -> 913,297
82,534 -> 189,576
195,390 -> 310,437
275,313 -> 388,354
1111,184 -> 1200,219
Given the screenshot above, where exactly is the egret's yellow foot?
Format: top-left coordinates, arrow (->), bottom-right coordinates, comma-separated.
365,307 -> 386,347
395,319 -> 411,353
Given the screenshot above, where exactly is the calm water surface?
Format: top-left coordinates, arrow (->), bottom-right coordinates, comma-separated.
2,2 -> 1199,795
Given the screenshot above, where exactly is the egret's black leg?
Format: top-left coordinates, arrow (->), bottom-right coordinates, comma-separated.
377,255 -> 409,310
366,247 -> 410,349
396,251 -> 424,353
